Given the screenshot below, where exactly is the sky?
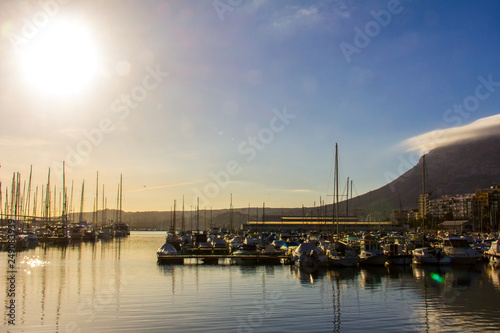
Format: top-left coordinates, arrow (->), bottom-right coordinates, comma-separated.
1,0 -> 500,213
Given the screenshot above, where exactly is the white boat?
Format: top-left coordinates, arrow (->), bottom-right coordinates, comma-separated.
485,240 -> 500,267
383,243 -> 412,265
328,241 -> 360,267
292,242 -> 328,271
442,237 -> 481,265
412,247 -> 450,265
359,238 -> 388,266
232,244 -> 260,264
157,242 -> 183,264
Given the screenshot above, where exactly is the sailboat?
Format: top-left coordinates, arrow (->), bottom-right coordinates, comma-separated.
327,143 -> 360,267
47,163 -> 71,245
114,174 -> 130,237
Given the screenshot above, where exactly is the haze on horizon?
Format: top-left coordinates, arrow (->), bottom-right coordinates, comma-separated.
1,0 -> 500,213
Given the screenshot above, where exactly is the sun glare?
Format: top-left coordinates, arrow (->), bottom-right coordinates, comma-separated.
19,20 -> 99,98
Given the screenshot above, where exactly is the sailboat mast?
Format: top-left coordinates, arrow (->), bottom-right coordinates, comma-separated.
335,143 -> 339,238
422,155 -> 426,233
45,168 -> 50,220
102,184 -> 105,225
346,176 -> 349,218
79,180 -> 85,223
119,173 -> 123,223
62,161 -> 66,218
25,165 -> 32,220
96,171 -> 99,226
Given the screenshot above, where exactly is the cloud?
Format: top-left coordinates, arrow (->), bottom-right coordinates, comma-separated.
291,189 -> 312,193
402,114 -> 500,153
266,5 -> 322,35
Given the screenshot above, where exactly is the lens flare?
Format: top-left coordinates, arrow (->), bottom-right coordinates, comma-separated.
430,272 -> 444,284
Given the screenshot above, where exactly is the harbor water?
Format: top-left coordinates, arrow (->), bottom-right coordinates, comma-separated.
2,231 -> 500,332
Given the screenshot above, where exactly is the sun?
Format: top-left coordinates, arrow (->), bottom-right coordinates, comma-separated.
19,20 -> 99,98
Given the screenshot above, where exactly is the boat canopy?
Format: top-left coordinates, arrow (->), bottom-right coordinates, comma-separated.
158,242 -> 177,254
294,242 -> 320,255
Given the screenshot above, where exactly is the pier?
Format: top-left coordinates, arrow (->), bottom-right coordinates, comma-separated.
157,253 -> 290,264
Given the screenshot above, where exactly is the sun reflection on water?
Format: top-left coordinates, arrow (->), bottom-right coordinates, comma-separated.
20,256 -> 50,274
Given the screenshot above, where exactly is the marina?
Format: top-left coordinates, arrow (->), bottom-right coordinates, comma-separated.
3,0 -> 500,331
2,231 -> 500,332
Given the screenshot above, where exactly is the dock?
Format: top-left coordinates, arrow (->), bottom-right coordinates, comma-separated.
157,253 -> 291,264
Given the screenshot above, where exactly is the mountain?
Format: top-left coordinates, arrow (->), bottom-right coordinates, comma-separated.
349,135 -> 500,217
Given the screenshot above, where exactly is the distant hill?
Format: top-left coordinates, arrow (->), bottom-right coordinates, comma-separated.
348,135 -> 500,217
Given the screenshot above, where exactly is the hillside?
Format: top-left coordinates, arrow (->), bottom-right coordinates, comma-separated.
349,135 -> 500,217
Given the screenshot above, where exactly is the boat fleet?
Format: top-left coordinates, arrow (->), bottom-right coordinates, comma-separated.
0,220 -> 130,250
157,229 -> 500,270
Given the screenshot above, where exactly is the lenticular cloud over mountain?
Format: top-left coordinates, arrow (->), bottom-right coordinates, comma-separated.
402,114 -> 500,154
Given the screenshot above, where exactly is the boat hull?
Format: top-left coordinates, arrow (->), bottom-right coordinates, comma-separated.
448,256 -> 480,265
330,256 -> 360,267
359,254 -> 388,266
387,255 -> 412,265
412,256 -> 451,265
157,255 -> 184,265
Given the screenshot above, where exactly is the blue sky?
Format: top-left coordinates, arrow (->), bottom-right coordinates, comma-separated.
1,0 -> 500,213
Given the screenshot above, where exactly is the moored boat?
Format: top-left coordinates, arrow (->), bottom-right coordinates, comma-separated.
114,222 -> 130,237
485,240 -> 500,267
442,237 -> 481,265
383,242 -> 412,265
157,242 -> 184,264
328,241 -> 360,267
232,244 -> 260,265
359,238 -> 387,266
292,242 -> 328,271
412,247 -> 450,265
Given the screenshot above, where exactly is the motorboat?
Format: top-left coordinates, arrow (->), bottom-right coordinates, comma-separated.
157,242 -> 183,264
292,242 -> 328,271
114,222 -> 130,237
98,226 -> 114,240
383,242 -> 412,265
442,237 -> 481,265
211,236 -> 229,254
228,236 -> 244,252
359,238 -> 388,266
47,224 -> 71,245
232,244 -> 260,265
82,228 -> 98,242
485,240 -> 500,267
328,241 -> 360,267
412,247 -> 450,265
69,224 -> 85,241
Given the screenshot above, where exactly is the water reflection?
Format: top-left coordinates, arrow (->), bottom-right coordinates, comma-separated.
3,233 -> 500,332
359,266 -> 388,289
290,266 -> 327,285
486,264 -> 500,290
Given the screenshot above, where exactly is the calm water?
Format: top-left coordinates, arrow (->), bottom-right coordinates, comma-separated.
2,231 -> 500,333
